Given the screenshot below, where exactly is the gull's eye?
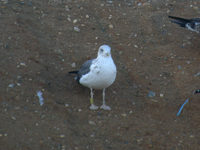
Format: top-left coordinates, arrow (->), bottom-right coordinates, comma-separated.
100,49 -> 104,53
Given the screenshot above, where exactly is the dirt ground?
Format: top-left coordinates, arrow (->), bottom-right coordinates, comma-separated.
0,0 -> 199,150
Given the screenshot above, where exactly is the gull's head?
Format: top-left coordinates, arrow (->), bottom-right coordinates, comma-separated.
97,45 -> 111,58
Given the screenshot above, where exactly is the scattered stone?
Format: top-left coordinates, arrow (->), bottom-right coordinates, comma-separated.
65,104 -> 69,107
20,62 -> 26,66
88,120 -> 96,125
85,14 -> 89,18
73,19 -> 78,24
190,135 -> 195,138
11,116 -> 16,120
194,72 -> 200,77
121,113 -> 127,117
65,5 -> 69,11
74,26 -> 80,32
60,134 -> 65,138
37,91 -> 44,106
160,93 -> 164,97
71,62 -> 76,68
109,24 -> 113,29
177,65 -> 182,70
8,83 -> 14,88
148,91 -> 156,97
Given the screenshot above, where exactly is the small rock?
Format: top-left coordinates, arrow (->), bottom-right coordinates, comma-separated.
88,120 -> 96,125
190,135 -> 195,138
86,14 -> 89,18
194,72 -> 200,77
121,113 -> 127,117
67,17 -> 71,22
148,91 -> 156,97
109,24 -> 113,29
20,62 -> 26,66
65,5 -> 69,11
108,15 -> 112,19
65,104 -> 69,107
74,26 -> 80,32
8,83 -> 15,88
71,62 -> 76,68
11,116 -> 16,120
160,93 -> 164,97
137,2 -> 142,6
60,134 -> 65,138
73,19 -> 78,24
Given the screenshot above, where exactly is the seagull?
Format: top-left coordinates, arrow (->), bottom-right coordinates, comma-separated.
69,45 -> 117,110
168,15 -> 200,33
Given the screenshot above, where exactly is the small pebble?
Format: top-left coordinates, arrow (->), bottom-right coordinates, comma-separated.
85,14 -> 89,18
137,2 -> 142,6
88,120 -> 96,125
11,116 -> 16,120
190,135 -> 195,138
71,62 -> 76,68
8,83 -> 14,88
148,91 -> 156,97
74,26 -> 80,32
65,5 -> 69,11
160,93 -> 164,97
60,134 -> 65,138
20,62 -> 26,66
194,72 -> 200,77
121,113 -> 127,117
109,24 -> 113,29
73,19 -> 78,24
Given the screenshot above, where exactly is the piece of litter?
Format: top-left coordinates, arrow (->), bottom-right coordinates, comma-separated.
176,98 -> 189,116
37,91 -> 44,106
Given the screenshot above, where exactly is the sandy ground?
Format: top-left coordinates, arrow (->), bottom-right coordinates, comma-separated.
0,0 -> 200,150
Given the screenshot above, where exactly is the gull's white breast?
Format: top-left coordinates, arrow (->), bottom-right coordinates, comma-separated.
79,57 -> 117,89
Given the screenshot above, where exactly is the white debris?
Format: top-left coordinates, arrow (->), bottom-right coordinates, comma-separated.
37,91 -> 44,106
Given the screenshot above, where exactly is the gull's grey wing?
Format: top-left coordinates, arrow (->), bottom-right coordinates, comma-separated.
77,59 -> 94,81
169,16 -> 200,33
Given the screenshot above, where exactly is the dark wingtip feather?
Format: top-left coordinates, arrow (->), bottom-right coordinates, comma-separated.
68,71 -> 78,74
168,16 -> 190,27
